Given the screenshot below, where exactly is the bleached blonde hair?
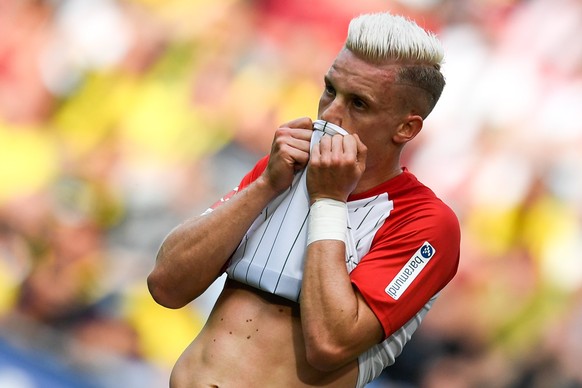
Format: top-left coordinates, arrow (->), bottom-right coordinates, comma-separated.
345,12 -> 446,117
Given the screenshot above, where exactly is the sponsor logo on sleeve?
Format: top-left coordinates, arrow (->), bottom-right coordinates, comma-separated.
385,242 -> 436,300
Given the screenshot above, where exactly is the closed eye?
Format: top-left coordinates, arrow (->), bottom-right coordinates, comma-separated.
324,83 -> 336,96
351,95 -> 369,110
352,97 -> 366,109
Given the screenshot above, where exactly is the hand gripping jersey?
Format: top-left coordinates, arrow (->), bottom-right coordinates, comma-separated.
205,122 -> 461,387
226,122 -> 355,301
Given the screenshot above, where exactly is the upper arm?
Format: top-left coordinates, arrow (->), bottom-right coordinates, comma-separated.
354,286 -> 385,345
350,203 -> 460,338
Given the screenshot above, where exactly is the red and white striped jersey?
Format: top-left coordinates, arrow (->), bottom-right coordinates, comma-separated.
204,128 -> 460,386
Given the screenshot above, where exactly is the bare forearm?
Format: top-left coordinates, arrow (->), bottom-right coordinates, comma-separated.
301,241 -> 358,357
148,120 -> 313,308
148,176 -> 279,308
300,240 -> 382,370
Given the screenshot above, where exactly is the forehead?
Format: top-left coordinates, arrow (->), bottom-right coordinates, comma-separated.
325,49 -> 398,95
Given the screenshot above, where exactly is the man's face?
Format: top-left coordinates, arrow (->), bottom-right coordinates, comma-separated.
317,48 -> 406,148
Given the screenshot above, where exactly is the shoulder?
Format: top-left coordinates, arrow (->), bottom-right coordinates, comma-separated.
237,155 -> 270,191
348,168 -> 460,247
204,155 -> 269,214
366,169 -> 460,266
388,169 -> 459,232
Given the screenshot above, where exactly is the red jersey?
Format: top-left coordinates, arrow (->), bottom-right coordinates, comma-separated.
212,155 -> 460,339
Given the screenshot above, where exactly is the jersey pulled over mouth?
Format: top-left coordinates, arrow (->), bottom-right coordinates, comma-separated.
313,120 -> 349,136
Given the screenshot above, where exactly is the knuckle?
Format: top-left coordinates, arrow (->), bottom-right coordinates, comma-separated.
275,127 -> 290,137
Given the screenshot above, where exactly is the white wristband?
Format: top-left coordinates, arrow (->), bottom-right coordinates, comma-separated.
307,198 -> 347,245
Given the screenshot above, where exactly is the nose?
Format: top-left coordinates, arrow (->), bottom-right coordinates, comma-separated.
318,98 -> 344,128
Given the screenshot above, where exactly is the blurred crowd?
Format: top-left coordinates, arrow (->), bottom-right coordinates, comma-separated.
0,0 -> 581,387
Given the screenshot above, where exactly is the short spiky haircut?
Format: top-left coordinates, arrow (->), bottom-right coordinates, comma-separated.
345,12 -> 446,117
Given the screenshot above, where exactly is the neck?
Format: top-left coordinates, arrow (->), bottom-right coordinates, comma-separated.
353,163 -> 402,195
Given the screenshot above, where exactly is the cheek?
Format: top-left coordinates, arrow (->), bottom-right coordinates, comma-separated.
359,122 -> 394,146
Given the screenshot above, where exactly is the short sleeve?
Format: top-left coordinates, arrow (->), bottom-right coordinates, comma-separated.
204,155 -> 269,214
350,200 -> 460,338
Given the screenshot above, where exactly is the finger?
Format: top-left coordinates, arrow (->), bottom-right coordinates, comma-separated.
290,127 -> 314,144
341,135 -> 358,161
331,134 -> 345,158
286,147 -> 311,170
318,134 -> 332,159
272,127 -> 312,154
310,136 -> 321,164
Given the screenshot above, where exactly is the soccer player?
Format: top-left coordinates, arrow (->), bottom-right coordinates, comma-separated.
147,12 -> 460,387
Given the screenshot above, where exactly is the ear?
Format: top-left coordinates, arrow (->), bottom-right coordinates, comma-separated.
393,115 -> 423,144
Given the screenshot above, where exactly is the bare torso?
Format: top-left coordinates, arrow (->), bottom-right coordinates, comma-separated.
170,279 -> 359,388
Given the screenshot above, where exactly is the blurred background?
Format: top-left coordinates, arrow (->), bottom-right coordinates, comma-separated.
1,0 -> 581,387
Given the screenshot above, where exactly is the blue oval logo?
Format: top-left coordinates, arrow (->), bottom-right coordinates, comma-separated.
421,243 -> 434,259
